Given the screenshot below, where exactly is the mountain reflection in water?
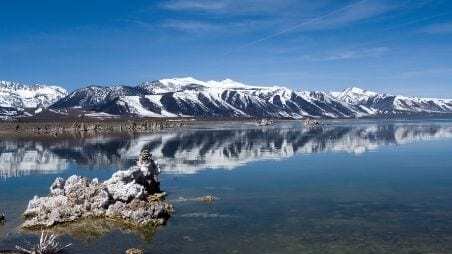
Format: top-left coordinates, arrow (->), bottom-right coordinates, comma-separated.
1,121 -> 452,178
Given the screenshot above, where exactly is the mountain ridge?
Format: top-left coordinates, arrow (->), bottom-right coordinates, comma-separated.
0,81 -> 68,119
1,77 -> 452,119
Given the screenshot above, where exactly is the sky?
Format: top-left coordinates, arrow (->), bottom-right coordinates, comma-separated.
1,0 -> 452,97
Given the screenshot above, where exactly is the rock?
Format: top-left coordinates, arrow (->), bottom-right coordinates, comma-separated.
198,195 -> 217,203
148,192 -> 166,202
22,149 -> 171,229
126,248 -> 144,254
139,150 -> 152,163
104,167 -> 147,202
183,235 -> 194,242
50,177 -> 65,196
0,212 -> 5,224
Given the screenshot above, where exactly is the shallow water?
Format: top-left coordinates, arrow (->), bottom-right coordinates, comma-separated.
2,120 -> 452,253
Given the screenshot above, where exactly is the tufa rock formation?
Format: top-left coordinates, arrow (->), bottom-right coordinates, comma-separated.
22,150 -> 172,229
125,248 -> 144,254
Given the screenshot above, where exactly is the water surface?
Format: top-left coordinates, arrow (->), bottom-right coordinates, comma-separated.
2,120 -> 452,253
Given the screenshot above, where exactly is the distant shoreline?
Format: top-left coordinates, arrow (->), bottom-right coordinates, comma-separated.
0,117 -> 190,138
1,114 -> 452,138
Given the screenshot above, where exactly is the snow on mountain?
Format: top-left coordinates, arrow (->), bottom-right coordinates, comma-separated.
140,77 -> 259,94
330,87 -> 452,115
51,85 -> 141,109
55,78 -> 452,118
0,81 -> 67,118
3,77 -> 452,119
330,87 -> 378,104
0,78 -> 340,118
392,95 -> 452,113
52,77 -> 363,118
0,81 -> 67,108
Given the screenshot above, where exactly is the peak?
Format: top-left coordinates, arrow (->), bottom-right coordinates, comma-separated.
138,77 -> 207,94
330,86 -> 379,104
159,77 -> 204,85
344,86 -> 365,93
218,78 -> 240,85
156,77 -> 250,90
0,80 -> 25,89
0,80 -> 66,93
343,87 -> 377,96
220,78 -> 243,84
206,79 -> 249,89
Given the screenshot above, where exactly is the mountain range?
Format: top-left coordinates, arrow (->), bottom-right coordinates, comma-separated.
0,81 -> 67,119
1,77 -> 452,119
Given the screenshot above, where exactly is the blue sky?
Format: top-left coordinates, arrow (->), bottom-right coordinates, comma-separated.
1,0 -> 452,97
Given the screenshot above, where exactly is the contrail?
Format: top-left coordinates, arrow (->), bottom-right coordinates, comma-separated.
224,0 -> 369,56
346,11 -> 451,50
381,12 -> 449,32
225,0 -> 449,56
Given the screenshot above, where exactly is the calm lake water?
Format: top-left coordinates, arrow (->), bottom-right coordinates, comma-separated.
2,120 -> 452,253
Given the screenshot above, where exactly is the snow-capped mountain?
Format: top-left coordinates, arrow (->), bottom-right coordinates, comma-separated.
51,77 -> 361,118
330,86 -> 452,116
331,87 -> 379,105
0,81 -> 67,118
2,77 -> 452,119
51,85 -> 142,109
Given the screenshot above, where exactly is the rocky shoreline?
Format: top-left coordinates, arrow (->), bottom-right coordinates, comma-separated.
21,150 -> 173,230
0,118 -> 188,137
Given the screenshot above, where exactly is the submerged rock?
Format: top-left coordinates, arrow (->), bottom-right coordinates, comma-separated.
22,150 -> 172,229
125,248 -> 144,254
198,195 -> 216,204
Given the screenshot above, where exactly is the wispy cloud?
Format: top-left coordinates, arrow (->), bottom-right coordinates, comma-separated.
161,1 -> 228,12
160,0 -> 298,14
161,20 -> 221,33
161,19 -> 274,34
309,47 -> 390,61
300,0 -> 396,31
419,22 -> 452,34
398,68 -> 452,79
225,0 -> 397,54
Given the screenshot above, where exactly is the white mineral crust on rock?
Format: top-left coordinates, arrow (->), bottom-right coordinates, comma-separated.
22,150 -> 170,229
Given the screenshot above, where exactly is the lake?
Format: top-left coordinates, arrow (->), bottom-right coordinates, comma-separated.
2,120 -> 452,253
